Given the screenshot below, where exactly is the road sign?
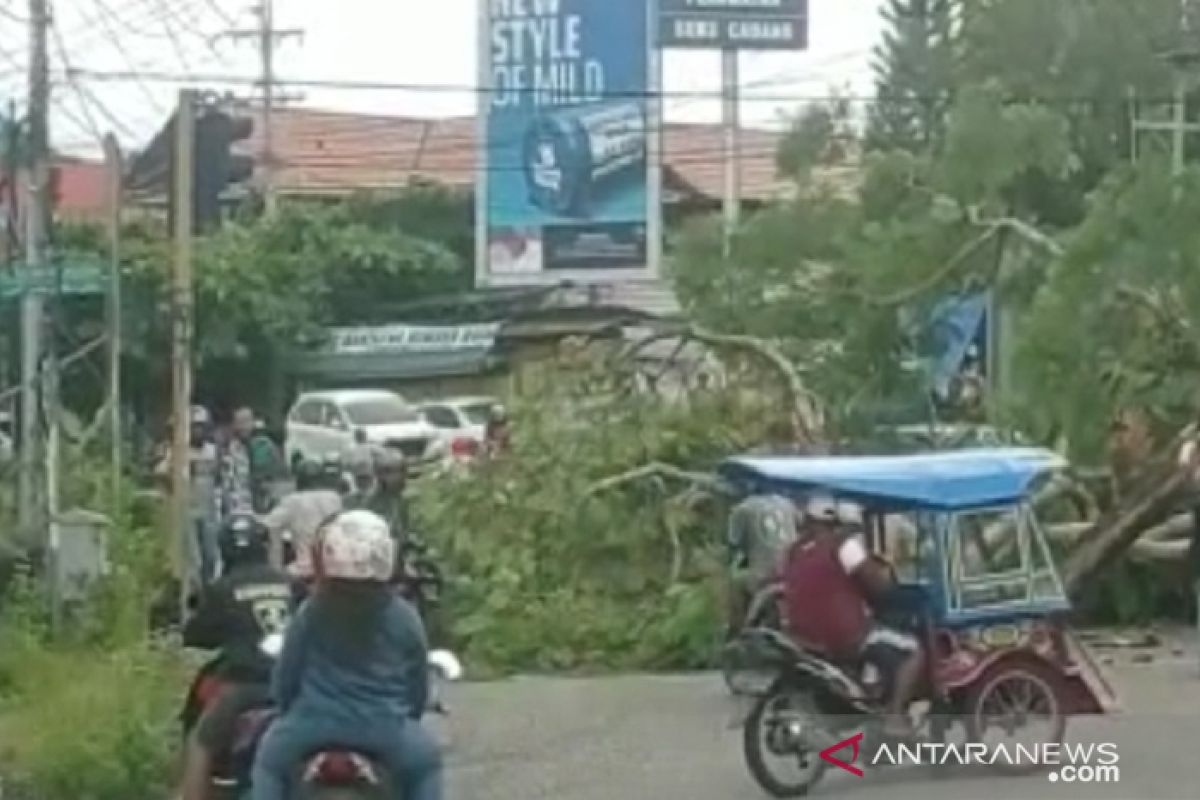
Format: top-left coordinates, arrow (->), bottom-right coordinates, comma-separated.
0,262 -> 107,299
659,0 -> 809,50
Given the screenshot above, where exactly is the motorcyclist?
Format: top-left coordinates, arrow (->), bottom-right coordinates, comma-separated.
250,510 -> 443,800
342,448 -> 378,508
179,514 -> 296,800
782,495 -> 925,740
483,403 -> 511,456
260,458 -> 342,573
725,493 -> 798,637
364,448 -> 410,541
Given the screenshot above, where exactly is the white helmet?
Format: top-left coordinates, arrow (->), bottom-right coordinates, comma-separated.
315,510 -> 396,582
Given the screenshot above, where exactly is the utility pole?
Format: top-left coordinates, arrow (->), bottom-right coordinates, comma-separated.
19,0 -> 50,547
721,48 -> 741,258
223,1 -> 302,213
103,135 -> 123,513
171,90 -> 196,621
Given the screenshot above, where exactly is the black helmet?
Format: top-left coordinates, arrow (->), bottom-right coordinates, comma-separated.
294,458 -> 325,490
219,513 -> 268,567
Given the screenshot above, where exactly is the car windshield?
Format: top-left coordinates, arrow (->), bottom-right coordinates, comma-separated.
461,403 -> 493,425
343,396 -> 419,425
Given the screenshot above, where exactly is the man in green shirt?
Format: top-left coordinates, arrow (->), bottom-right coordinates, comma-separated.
223,407 -> 286,515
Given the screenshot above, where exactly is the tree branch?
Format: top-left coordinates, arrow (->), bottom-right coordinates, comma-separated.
616,324 -> 827,449
686,326 -> 826,448
587,461 -> 726,497
870,224 -> 1002,307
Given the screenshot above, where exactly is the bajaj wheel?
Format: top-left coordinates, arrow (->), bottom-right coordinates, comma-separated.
964,660 -> 1067,774
742,684 -> 828,797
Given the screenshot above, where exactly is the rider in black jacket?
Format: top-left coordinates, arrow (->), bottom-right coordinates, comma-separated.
180,514 -> 296,800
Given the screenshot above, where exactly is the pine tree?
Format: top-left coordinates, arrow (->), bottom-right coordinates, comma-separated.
867,0 -> 959,153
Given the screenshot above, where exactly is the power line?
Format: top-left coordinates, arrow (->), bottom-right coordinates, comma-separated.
64,66 -> 1173,106
150,0 -> 195,73
80,0 -> 169,114
49,17 -> 104,142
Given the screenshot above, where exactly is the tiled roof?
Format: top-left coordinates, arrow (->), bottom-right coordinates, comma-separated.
54,158 -> 109,221
238,107 -> 811,203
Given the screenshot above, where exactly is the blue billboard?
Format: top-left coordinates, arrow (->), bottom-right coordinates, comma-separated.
482,0 -> 651,278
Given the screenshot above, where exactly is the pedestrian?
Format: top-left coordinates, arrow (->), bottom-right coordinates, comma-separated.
222,407 -> 286,517
156,405 -> 222,587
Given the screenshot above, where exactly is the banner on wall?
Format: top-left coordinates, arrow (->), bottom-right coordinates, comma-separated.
480,0 -> 655,283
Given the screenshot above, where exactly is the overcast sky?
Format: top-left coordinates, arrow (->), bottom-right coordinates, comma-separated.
0,0 -> 884,158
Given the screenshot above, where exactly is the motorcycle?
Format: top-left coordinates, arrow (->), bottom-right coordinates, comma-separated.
288,650 -> 463,799
193,637 -> 462,799
720,580 -> 784,696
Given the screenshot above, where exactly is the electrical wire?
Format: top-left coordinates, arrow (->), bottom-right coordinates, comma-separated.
80,0 -> 168,114
50,16 -> 142,142
63,65 -> 1174,107
150,0 -> 194,73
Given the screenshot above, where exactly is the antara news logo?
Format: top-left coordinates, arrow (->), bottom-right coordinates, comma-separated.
819,733 -> 1121,784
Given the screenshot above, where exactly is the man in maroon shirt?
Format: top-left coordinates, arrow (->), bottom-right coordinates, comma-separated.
783,496 -> 924,739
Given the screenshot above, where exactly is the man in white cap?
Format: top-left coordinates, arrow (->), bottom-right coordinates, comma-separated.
782,494 -> 925,739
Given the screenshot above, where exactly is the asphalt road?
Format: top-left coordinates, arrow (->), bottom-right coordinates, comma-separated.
442,640 -> 1200,800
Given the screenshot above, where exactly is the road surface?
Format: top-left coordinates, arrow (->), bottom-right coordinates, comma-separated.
443,641 -> 1200,800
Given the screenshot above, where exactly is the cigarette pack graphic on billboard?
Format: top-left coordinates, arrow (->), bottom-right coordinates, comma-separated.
523,100 -> 647,218
482,0 -> 653,281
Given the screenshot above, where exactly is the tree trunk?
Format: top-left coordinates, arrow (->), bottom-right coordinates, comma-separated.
1061,468 -> 1187,596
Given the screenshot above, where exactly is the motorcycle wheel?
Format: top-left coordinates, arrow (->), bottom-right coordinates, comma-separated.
742,683 -> 828,798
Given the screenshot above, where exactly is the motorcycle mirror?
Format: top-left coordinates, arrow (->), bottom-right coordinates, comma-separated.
260,633 -> 284,658
428,649 -> 463,681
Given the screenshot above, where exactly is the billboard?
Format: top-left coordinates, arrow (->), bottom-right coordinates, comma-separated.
659,0 -> 809,50
479,0 -> 657,284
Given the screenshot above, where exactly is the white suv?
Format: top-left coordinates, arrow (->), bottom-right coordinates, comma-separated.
285,389 -> 444,470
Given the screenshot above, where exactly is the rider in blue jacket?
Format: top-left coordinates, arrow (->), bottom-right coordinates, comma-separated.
250,510 -> 443,800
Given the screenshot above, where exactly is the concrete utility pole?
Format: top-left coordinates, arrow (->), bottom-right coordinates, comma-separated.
19,0 -> 50,546
721,48 -> 741,257
172,90 -> 196,619
223,1 -> 302,213
103,135 -> 123,513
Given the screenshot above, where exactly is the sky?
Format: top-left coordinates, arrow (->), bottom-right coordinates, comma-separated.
0,0 -> 885,158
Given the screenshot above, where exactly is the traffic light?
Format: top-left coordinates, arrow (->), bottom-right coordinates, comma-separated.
192,109 -> 255,232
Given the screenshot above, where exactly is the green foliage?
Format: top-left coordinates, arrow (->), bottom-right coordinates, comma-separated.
1076,559 -> 1191,625
867,0 -> 960,152
0,460 -> 184,800
1015,161 -> 1200,460
776,97 -> 854,182
0,639 -> 184,800
415,351 -> 787,674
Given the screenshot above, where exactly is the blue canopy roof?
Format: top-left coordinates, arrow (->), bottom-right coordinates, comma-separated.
718,448 -> 1066,511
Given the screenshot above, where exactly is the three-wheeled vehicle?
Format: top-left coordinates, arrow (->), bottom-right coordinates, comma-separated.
718,448 -> 1119,797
